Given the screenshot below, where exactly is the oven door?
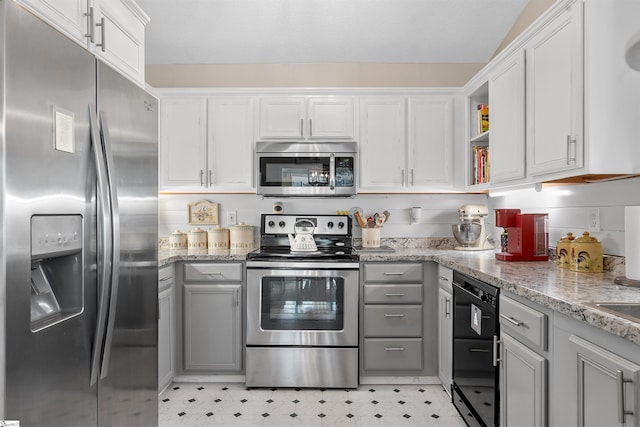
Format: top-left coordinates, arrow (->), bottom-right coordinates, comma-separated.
247,265 -> 359,346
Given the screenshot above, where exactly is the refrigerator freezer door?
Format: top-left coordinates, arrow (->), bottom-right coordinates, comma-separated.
2,1 -> 97,425
96,60 -> 159,427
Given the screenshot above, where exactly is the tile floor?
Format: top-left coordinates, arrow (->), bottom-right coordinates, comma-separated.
159,382 -> 465,426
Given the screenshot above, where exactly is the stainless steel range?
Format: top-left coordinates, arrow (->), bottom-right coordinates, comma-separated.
246,214 -> 360,388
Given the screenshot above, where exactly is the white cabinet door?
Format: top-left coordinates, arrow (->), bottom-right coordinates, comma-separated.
359,97 -> 406,191
438,286 -> 453,394
92,0 -> 147,85
500,332 -> 547,427
16,0 -> 88,46
408,96 -> 454,189
526,1 -> 582,176
160,98 -> 208,189
489,50 -> 526,183
183,284 -> 242,371
258,97 -> 306,139
307,97 -> 355,139
158,286 -> 174,392
207,97 -> 254,191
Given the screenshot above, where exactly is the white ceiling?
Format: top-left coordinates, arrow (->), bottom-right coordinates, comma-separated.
138,0 -> 530,65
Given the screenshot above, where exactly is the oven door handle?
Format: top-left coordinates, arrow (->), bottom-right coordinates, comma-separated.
329,153 -> 336,190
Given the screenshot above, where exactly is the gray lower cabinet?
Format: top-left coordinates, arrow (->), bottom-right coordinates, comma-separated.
181,262 -> 244,372
437,265 -> 453,395
553,313 -> 640,427
361,262 -> 438,376
499,293 -> 549,427
158,265 -> 175,392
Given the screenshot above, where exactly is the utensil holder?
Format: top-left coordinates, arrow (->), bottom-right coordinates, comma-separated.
362,227 -> 381,248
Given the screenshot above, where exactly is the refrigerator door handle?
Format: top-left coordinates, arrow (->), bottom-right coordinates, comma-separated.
98,111 -> 122,380
88,105 -> 113,386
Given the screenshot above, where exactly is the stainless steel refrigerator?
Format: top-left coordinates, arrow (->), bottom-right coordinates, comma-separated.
0,1 -> 158,425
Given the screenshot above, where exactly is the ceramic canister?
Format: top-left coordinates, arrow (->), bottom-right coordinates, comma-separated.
207,225 -> 229,249
570,231 -> 603,273
169,229 -> 187,249
555,232 -> 575,269
229,222 -> 254,249
187,227 -> 207,249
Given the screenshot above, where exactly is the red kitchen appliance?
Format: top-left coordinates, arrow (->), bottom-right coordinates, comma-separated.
495,209 -> 549,261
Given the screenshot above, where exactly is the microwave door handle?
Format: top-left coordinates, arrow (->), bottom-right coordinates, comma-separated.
329,153 -> 336,190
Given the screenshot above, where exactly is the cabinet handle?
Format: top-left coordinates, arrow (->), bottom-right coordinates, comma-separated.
159,276 -> 172,282
309,119 -> 313,138
439,276 -> 449,282
84,7 -> 95,42
401,169 -> 405,185
207,272 -> 222,276
384,293 -> 406,297
500,313 -> 524,327
209,170 -> 213,187
566,135 -> 577,165
235,288 -> 239,307
200,170 -> 205,186
95,17 -> 105,52
383,272 -> 405,276
616,369 -> 634,423
493,335 -> 501,367
300,119 -> 304,138
411,169 -> 415,186
384,347 -> 405,351
384,314 -> 405,318
445,297 -> 451,317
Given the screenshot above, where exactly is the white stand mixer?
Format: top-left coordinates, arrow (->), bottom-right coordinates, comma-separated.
453,204 -> 494,251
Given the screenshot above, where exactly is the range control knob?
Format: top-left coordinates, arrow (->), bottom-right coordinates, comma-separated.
327,221 -> 334,229
279,221 -> 286,228
338,221 -> 345,229
268,220 -> 275,228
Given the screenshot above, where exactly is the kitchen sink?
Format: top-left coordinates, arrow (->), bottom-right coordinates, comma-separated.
586,302 -> 640,323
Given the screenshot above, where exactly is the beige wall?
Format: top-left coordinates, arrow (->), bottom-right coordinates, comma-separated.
146,63 -> 484,88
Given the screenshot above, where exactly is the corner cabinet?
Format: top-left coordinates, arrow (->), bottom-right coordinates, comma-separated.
16,0 -> 149,86
258,96 -> 355,140
182,262 -> 244,372
159,96 -> 254,192
158,265 -> 175,393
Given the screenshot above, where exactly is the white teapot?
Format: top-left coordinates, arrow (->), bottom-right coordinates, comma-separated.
288,219 -> 317,252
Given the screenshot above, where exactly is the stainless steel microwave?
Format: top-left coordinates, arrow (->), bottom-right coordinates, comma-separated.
256,141 -> 357,197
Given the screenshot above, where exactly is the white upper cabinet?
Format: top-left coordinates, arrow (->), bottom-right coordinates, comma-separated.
526,1 -> 583,177
359,96 -> 406,191
15,0 -> 148,86
489,50 -> 526,183
408,96 -> 455,189
258,96 -> 355,140
160,96 -> 254,192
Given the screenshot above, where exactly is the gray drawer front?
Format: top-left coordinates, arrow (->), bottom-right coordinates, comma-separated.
183,262 -> 243,282
364,284 -> 423,304
500,295 -> 547,351
159,265 -> 174,292
364,305 -> 422,337
363,338 -> 423,371
363,263 -> 423,283
437,265 -> 453,292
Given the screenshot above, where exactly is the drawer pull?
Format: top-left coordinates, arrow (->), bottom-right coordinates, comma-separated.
384,314 -> 405,318
159,276 -> 173,282
384,347 -> 405,351
500,313 -> 524,327
470,348 -> 489,353
384,293 -> 406,297
206,272 -> 223,276
616,369 -> 634,423
383,272 -> 405,276
439,276 -> 449,282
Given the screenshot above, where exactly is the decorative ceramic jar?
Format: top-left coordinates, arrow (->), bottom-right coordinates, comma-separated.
229,223 -> 254,249
570,231 -> 603,272
555,232 -> 575,269
207,225 -> 229,249
187,227 -> 207,249
169,230 -> 187,249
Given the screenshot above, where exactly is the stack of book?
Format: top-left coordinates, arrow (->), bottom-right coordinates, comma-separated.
472,145 -> 489,185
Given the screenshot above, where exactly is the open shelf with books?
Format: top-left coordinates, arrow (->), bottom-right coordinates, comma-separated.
466,81 -> 490,188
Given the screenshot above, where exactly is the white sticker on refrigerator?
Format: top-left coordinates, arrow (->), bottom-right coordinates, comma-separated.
54,108 -> 74,153
471,303 -> 482,335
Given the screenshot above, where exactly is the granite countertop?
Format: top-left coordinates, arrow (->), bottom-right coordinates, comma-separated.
159,245 -> 640,345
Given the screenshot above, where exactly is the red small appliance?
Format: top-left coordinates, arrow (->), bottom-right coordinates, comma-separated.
495,209 -> 549,262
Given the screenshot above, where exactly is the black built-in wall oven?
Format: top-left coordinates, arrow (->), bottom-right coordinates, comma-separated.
452,271 -> 500,427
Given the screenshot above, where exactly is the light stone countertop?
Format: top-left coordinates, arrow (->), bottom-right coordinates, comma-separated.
159,245 -> 640,345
